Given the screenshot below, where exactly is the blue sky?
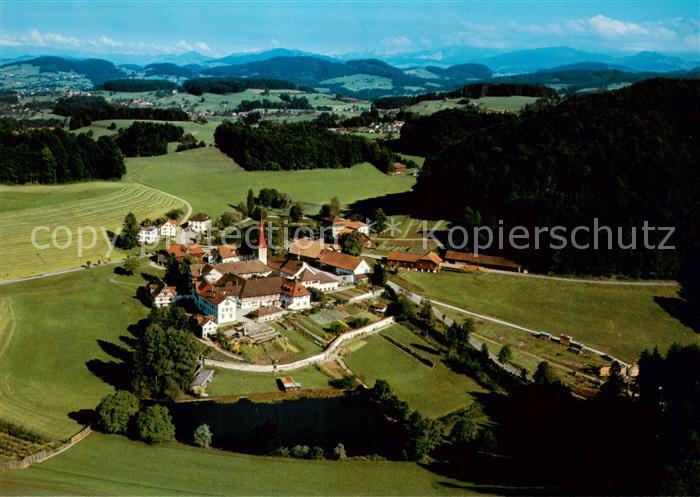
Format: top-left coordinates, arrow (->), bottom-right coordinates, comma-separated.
1,1 -> 698,56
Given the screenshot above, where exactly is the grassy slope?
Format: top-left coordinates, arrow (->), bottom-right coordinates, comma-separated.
344,324 -> 485,418
0,183 -> 185,281
472,96 -> 539,112
125,147 -> 415,217
207,366 -> 331,397
397,271 -> 697,361
0,265 -> 156,439
0,433 -> 486,496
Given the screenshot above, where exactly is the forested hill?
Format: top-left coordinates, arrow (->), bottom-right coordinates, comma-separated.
411,78 -> 700,279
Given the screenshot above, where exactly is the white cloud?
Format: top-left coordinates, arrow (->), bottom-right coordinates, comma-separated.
1,29 -> 214,55
383,36 -> 411,48
449,15 -> 699,52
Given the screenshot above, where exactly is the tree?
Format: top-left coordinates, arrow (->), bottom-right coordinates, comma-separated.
371,263 -> 388,287
311,446 -> 325,459
446,319 -> 473,356
533,361 -> 560,386
131,321 -> 200,399
246,188 -> 255,214
165,208 -> 183,221
119,212 -> 139,249
194,423 -> 212,448
333,443 -> 347,460
319,204 -> 332,219
122,256 -> 140,276
497,345 -> 512,364
236,201 -> 248,217
450,413 -> 479,444
95,391 -> 140,434
341,231 -> 363,256
388,295 -> 414,321
136,405 -> 175,444
599,361 -> 627,398
374,208 -> 387,232
330,196 -> 341,218
418,299 -> 434,328
289,202 -> 304,222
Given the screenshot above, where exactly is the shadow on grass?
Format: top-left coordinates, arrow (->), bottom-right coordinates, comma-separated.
654,283 -> 700,333
86,358 -> 131,391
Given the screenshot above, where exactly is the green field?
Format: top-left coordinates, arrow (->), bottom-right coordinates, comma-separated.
471,96 -> 540,112
74,118 -> 223,144
396,271 -> 697,362
0,182 -> 186,281
0,433 -> 489,496
126,148 -> 415,217
207,366 -> 331,397
343,324 -> 485,417
0,265 -> 156,439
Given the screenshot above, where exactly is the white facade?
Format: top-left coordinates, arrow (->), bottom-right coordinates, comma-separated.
281,293 -> 311,310
138,226 -> 160,245
160,220 -> 178,238
195,294 -> 238,325
190,217 -> 212,233
201,319 -> 218,338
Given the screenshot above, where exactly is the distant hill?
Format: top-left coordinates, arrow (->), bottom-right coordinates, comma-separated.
617,51 -> 692,73
1,56 -> 125,84
478,47 -> 614,74
538,61 -> 632,72
207,48 -> 335,66
425,63 -> 493,80
143,63 -> 196,78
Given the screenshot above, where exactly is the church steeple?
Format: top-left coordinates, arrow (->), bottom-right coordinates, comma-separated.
257,213 -> 268,265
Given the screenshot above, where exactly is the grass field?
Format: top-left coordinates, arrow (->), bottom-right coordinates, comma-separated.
74,118 -> 223,144
126,148 -> 415,217
0,182 -> 185,281
471,96 -> 539,112
343,324 -> 485,418
0,265 -> 156,439
207,366 -> 331,397
0,433 -> 490,496
396,271 -> 698,362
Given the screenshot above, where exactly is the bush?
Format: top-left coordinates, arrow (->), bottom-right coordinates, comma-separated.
95,391 -> 140,434
136,405 -> 175,444
291,445 -> 310,458
333,442 -> 347,460
194,423 -> 212,448
311,446 -> 325,459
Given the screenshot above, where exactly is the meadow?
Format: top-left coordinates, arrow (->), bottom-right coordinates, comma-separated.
0,433 -> 488,496
471,96 -> 540,112
0,182 -> 185,281
125,147 -> 416,218
207,366 -> 331,397
0,264 -> 157,439
343,324 -> 485,418
74,118 -> 223,144
395,270 -> 697,362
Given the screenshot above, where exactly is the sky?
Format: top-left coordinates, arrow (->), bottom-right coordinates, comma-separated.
1,1 -> 699,58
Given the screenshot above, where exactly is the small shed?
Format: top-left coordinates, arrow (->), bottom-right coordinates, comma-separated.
192,369 -> 215,396
278,376 -> 301,392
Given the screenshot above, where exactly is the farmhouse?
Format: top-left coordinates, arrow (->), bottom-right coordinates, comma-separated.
213,244 -> 240,263
159,219 -> 178,238
138,226 -> 159,245
189,213 -> 212,233
247,306 -> 285,323
443,250 -> 522,272
193,314 -> 218,338
317,250 -> 371,282
288,238 -> 340,261
149,282 -> 178,308
158,243 -> 205,264
267,256 -> 340,291
387,251 -> 443,272
280,280 -> 312,310
328,216 -> 370,238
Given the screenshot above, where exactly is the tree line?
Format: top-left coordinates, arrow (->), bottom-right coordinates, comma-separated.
54,95 -> 189,129
214,119 -> 399,172
373,82 -> 559,109
0,123 -> 125,184
409,78 -> 700,279
98,79 -> 177,92
182,77 -> 306,96
115,121 -> 184,157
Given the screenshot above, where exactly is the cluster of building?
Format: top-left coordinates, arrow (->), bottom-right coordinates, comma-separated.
149,217 -> 372,338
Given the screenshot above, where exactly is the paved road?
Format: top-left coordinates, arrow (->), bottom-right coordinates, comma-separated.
387,280 -> 629,368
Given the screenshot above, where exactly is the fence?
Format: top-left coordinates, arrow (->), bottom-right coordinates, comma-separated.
0,426 -> 92,471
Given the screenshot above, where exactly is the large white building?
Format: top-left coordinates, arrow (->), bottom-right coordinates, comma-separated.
189,213 -> 212,233
138,226 -> 160,245
159,219 -> 178,239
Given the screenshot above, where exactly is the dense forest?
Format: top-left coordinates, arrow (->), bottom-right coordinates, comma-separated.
182,77 -> 306,96
54,95 -> 189,129
235,94 -> 313,112
214,120 -> 396,171
0,123 -> 125,183
98,79 -> 177,92
374,83 -> 559,109
115,121 -> 184,157
410,78 -> 700,279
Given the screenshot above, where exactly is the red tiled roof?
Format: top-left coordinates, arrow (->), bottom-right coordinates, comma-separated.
282,279 -> 311,298
216,244 -> 239,259
318,250 -> 365,272
289,238 -> 339,259
387,251 -> 442,265
190,213 -> 210,222
163,243 -> 204,259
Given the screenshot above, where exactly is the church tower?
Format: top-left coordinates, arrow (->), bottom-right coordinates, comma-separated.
257,214 -> 268,266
